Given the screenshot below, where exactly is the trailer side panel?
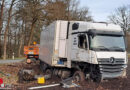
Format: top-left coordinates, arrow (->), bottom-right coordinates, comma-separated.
39,22 -> 56,65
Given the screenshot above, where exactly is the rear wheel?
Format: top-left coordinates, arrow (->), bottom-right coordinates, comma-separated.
73,71 -> 85,82
40,61 -> 48,72
45,69 -> 53,78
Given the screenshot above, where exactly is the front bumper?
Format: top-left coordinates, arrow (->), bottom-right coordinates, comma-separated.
101,69 -> 127,79
98,58 -> 127,79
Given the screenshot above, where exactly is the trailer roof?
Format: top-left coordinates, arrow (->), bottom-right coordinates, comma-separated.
56,20 -> 122,32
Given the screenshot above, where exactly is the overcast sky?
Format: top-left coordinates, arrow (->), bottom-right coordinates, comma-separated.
80,0 -> 130,22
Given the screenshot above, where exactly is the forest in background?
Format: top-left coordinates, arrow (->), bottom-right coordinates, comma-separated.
0,0 -> 129,59
0,0 -> 93,59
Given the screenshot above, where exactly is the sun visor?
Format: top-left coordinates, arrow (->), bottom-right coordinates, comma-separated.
88,29 -> 124,36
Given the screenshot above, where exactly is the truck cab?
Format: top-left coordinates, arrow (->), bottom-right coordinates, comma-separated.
67,22 -> 127,80
24,44 -> 39,60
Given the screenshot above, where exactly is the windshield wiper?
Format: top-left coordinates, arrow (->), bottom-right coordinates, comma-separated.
110,46 -> 125,52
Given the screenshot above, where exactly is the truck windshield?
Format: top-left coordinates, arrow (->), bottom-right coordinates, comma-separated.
90,35 -> 126,52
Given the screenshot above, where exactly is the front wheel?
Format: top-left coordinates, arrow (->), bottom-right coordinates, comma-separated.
90,65 -> 102,83
73,71 -> 85,82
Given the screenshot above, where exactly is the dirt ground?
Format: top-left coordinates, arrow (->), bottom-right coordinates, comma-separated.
0,60 -> 130,90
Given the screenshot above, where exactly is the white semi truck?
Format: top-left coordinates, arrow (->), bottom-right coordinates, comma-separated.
39,20 -> 127,82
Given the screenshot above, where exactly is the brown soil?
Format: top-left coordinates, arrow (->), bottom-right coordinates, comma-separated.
0,60 -> 130,90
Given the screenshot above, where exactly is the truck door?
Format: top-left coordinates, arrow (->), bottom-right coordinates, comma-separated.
71,34 -> 89,62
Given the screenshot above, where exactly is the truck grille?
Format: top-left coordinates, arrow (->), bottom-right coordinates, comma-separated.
98,58 -> 125,65
98,58 -> 126,78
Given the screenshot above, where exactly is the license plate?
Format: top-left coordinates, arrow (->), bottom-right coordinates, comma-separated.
29,52 -> 34,54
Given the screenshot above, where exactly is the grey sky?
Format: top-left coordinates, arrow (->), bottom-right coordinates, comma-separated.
80,0 -> 130,22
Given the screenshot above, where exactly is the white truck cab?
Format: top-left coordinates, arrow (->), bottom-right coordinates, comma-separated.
39,20 -> 127,82
68,21 -> 127,79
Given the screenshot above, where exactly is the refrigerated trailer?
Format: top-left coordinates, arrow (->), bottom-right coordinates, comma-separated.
39,20 -> 128,82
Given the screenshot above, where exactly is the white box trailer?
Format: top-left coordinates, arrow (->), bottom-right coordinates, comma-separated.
39,21 -> 68,66
39,20 -> 127,82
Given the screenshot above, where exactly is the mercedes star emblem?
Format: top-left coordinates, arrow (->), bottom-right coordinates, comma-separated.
109,57 -> 115,64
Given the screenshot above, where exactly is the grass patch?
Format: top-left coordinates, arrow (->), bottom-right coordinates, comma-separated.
0,64 -> 19,84
0,57 -> 25,60
12,57 -> 25,60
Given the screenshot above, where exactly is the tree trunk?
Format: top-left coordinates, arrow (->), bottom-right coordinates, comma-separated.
14,31 -> 17,55
18,35 -> 24,57
3,0 -> 15,60
0,0 -> 5,58
18,20 -> 24,57
27,20 -> 37,46
0,0 -> 5,34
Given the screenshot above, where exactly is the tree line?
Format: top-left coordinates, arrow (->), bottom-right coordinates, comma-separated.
0,0 -> 92,59
0,0 -> 129,59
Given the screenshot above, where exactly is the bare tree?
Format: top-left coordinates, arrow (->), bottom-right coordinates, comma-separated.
108,5 -> 130,33
3,0 -> 16,59
44,0 -> 92,25
18,0 -> 45,46
0,0 -> 5,57
44,0 -> 68,24
0,0 -> 93,59
0,0 -> 5,34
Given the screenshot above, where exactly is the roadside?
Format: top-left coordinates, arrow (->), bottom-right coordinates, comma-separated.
0,59 -> 129,90
0,59 -> 25,64
0,55 -> 129,90
0,57 -> 25,64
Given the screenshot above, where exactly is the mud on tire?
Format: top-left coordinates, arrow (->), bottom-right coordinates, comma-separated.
73,71 -> 85,82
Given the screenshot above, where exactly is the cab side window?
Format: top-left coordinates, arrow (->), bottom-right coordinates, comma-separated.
78,34 -> 87,49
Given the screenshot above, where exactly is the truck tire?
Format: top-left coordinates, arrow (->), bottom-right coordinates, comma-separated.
90,71 -> 101,83
45,69 -> 53,78
40,61 -> 48,72
18,69 -> 35,83
90,65 -> 101,83
73,71 -> 85,82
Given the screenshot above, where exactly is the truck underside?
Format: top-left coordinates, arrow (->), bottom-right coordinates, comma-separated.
40,60 -> 102,82
40,57 -> 126,83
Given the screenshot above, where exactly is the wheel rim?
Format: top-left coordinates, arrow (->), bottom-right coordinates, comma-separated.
74,74 -> 80,82
45,69 -> 52,78
46,70 -> 51,74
